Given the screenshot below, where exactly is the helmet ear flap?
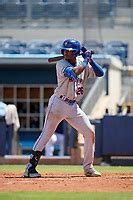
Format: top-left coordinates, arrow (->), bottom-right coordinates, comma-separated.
74,50 -> 80,56
61,49 -> 64,55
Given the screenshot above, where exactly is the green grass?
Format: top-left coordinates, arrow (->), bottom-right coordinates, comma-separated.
0,164 -> 133,173
0,192 -> 133,200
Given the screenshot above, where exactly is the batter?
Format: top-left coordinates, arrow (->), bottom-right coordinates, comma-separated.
23,39 -> 104,178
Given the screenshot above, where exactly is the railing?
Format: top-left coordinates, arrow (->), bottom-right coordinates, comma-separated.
81,69 -> 107,115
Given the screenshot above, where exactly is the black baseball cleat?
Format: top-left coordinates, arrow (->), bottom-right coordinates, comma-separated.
23,163 -> 41,178
84,167 -> 101,177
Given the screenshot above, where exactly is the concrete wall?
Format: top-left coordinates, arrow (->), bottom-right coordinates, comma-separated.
108,67 -> 122,114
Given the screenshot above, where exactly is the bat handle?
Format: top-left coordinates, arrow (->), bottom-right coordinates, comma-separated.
81,46 -> 95,55
81,46 -> 95,59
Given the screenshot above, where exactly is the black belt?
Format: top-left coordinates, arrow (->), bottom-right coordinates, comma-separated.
60,95 -> 75,105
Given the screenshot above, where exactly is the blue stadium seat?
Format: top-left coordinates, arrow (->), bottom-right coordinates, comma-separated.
27,40 -> 53,54
3,40 -> 27,48
0,47 -> 21,54
27,40 -> 53,49
31,3 -> 45,19
83,40 -> 104,54
23,47 -> 48,54
104,40 -> 128,64
43,2 -> 78,18
5,2 -> 26,19
0,1 -> 5,18
3,40 -> 27,54
98,3 -> 112,18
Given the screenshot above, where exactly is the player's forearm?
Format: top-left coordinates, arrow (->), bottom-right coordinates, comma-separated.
73,66 -> 85,76
73,58 -> 88,75
89,59 -> 104,77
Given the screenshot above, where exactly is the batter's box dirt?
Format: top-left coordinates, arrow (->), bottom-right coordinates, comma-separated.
0,172 -> 133,192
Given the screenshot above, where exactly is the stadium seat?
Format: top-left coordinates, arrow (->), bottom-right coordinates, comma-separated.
23,47 -> 48,54
83,40 -> 104,54
27,40 -> 53,54
31,2 -> 45,19
3,40 -> 27,54
0,47 -> 21,54
4,2 -> 26,19
104,40 -> 128,64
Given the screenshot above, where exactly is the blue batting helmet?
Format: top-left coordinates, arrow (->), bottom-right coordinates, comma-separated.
61,39 -> 81,55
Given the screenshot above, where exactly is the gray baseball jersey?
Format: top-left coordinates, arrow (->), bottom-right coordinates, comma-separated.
54,56 -> 96,102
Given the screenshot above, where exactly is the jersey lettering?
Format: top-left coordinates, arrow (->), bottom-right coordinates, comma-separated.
76,78 -> 84,95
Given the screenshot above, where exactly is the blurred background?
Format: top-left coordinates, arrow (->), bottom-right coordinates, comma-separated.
0,0 -> 133,166
0,0 -> 132,63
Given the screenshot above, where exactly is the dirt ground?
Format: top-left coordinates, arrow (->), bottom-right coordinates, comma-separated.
0,172 -> 133,192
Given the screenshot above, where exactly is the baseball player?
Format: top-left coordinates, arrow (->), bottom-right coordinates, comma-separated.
23,38 -> 104,178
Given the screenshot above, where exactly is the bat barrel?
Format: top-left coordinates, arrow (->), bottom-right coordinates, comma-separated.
48,56 -> 64,62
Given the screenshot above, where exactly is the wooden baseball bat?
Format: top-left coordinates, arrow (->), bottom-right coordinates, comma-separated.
48,55 -> 64,63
